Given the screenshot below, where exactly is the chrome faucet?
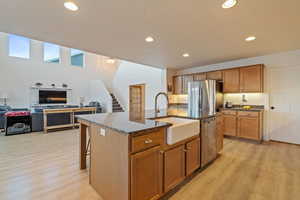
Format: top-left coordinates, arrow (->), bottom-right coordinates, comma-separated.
155,92 -> 169,113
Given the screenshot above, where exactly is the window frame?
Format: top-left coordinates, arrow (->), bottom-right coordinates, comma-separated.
8,34 -> 31,59
70,48 -> 85,68
43,42 -> 61,64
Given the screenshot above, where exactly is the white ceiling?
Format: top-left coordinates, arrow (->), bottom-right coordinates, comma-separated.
1,0 -> 300,69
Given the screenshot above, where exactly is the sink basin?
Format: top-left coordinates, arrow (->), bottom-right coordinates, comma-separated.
154,117 -> 200,145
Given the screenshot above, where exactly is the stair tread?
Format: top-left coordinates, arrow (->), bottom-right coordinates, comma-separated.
110,93 -> 124,112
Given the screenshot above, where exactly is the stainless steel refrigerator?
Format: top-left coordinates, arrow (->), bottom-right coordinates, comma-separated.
187,80 -> 223,167
187,80 -> 223,116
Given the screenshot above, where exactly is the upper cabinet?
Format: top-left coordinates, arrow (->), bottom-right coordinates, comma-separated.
172,64 -> 264,94
193,73 -> 206,81
240,65 -> 264,93
182,75 -> 193,94
223,68 -> 240,93
173,76 -> 183,94
206,71 -> 223,81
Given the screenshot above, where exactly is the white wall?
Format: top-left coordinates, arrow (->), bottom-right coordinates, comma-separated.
0,32 -> 110,108
0,32 -> 167,111
113,61 -> 167,111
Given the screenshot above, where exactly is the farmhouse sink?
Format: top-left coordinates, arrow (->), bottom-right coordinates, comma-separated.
154,117 -> 200,145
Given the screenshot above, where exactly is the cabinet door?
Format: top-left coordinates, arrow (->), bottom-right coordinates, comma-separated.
206,71 -> 223,81
216,115 -> 224,152
237,117 -> 260,140
193,73 -> 206,81
131,146 -> 163,200
240,65 -> 264,92
164,145 -> 186,192
223,115 -> 237,136
182,75 -> 194,94
223,68 -> 240,93
186,138 -> 201,176
173,76 -> 183,94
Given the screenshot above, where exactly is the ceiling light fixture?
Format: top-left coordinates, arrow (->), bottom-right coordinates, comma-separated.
106,58 -> 116,64
64,1 -> 79,11
182,53 -> 190,58
145,36 -> 154,43
245,36 -> 256,42
222,0 -> 237,9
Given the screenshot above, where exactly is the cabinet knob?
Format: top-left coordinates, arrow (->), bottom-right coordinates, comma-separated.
144,139 -> 153,144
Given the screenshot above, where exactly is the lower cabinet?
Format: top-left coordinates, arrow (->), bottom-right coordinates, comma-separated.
222,110 -> 263,141
130,132 -> 201,200
237,111 -> 262,141
131,146 -> 163,200
186,138 -> 201,176
164,145 -> 186,192
164,137 -> 201,192
223,115 -> 237,136
237,117 -> 259,140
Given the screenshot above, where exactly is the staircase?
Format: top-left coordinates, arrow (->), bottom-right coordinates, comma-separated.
110,93 -> 124,112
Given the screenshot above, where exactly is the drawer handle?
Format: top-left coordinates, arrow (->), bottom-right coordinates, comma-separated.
144,139 -> 153,144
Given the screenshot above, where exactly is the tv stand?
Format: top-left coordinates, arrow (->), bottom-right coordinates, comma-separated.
43,107 -> 96,133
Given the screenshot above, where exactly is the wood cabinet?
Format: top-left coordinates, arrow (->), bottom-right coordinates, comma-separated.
223,68 -> 240,93
164,145 -> 186,192
193,73 -> 206,81
131,146 -> 163,200
223,113 -> 237,136
173,64 -> 264,94
173,76 -> 183,94
185,138 -> 201,176
237,111 -> 262,141
216,115 -> 224,152
173,75 -> 193,94
131,129 -> 164,153
240,65 -> 264,92
88,123 -> 205,200
222,110 -> 263,141
206,71 -> 223,81
182,75 -> 193,94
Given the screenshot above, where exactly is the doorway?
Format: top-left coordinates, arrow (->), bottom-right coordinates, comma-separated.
268,66 -> 300,145
129,84 -> 145,121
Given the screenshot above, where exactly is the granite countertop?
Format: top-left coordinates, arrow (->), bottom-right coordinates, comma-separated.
76,107 -> 215,134
221,105 -> 265,112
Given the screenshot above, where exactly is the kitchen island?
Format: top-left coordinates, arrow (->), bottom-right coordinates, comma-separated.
77,108 -> 222,200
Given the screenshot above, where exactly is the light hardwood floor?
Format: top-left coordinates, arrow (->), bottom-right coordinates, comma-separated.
0,130 -> 299,200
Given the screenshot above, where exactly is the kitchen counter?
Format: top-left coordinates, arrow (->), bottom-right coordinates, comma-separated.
221,105 -> 264,112
76,108 -> 216,134
77,108 -> 222,200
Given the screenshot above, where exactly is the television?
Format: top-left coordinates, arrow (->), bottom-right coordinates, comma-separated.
39,90 -> 67,104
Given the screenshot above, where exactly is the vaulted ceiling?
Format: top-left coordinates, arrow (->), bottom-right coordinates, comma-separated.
0,0 -> 300,68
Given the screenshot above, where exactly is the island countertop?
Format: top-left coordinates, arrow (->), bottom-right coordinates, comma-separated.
76,107 -> 216,134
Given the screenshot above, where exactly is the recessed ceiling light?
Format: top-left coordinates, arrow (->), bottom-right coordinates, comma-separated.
145,36 -> 154,43
106,58 -> 115,64
64,2 -> 79,11
182,53 -> 190,58
222,0 -> 237,9
245,36 -> 256,42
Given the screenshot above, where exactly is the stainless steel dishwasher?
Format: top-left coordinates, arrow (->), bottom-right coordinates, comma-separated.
201,117 -> 217,167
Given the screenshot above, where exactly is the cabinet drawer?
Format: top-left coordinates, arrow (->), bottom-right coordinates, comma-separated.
131,130 -> 164,153
238,111 -> 259,118
222,110 -> 237,116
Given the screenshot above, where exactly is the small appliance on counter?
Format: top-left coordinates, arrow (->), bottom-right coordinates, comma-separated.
225,101 -> 233,108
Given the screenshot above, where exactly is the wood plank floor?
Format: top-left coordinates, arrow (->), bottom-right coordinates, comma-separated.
0,130 -> 299,200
